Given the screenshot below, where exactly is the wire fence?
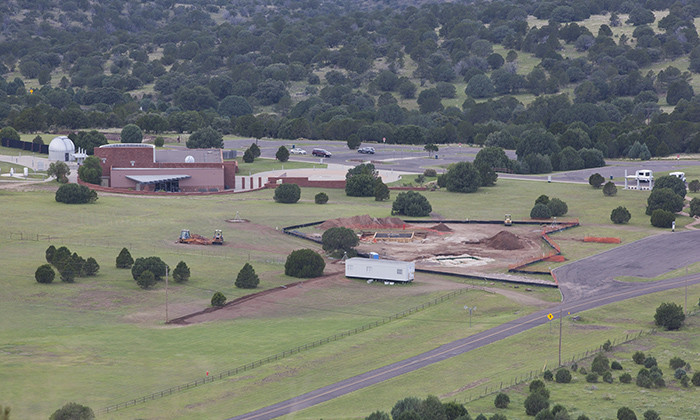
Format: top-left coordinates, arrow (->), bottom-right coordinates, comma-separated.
460,328 -> 656,404
100,286 -> 479,414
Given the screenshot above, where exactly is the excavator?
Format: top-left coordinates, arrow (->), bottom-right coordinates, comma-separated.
179,229 -> 224,245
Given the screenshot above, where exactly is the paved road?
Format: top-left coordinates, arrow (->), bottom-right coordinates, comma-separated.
229,230 -> 700,420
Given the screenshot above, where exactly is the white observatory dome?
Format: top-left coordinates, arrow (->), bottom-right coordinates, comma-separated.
48,136 -> 76,161
185,155 -> 195,163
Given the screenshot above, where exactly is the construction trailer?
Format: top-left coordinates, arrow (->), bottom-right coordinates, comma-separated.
345,257 -> 415,282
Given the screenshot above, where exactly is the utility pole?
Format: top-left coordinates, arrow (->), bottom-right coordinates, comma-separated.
558,309 -> 563,366
685,266 -> 688,314
165,266 -> 169,324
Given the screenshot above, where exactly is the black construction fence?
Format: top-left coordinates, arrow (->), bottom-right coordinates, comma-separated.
1,137 -> 49,154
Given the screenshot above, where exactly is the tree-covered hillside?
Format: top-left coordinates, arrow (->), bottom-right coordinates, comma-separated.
2,0 -> 700,172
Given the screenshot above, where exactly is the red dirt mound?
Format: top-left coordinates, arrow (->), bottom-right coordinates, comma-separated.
429,223 -> 453,232
483,230 -> 524,250
319,215 -> 406,230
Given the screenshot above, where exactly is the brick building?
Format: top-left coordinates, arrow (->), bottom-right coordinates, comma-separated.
94,144 -> 236,192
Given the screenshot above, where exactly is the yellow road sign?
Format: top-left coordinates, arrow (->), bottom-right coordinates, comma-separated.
547,313 -> 553,320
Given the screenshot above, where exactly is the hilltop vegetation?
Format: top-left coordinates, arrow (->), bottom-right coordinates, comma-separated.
2,0 -> 700,171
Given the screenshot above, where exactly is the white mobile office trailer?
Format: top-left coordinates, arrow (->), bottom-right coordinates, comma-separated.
345,257 -> 415,282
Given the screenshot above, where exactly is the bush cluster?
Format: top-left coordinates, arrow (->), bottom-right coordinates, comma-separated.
529,195 -> 568,219
274,183 -> 301,203
131,256 -> 168,289
391,191 -> 432,217
39,245 -> 100,284
285,249 -> 325,278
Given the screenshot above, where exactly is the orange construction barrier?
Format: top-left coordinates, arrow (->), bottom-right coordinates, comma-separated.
583,236 -> 621,244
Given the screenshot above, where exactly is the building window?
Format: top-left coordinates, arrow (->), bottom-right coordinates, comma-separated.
397,269 -> 403,274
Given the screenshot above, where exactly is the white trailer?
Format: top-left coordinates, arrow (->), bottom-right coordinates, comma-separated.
345,257 -> 415,282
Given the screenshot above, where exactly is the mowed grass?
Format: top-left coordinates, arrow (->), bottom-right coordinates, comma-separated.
233,157 -> 327,175
0,175 -> 694,418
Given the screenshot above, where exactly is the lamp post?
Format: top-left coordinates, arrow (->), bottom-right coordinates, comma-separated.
165,266 -> 169,324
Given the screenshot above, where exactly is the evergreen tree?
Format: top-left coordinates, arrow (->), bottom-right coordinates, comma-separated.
116,248 -> 134,268
235,263 -> 260,288
172,261 -> 190,283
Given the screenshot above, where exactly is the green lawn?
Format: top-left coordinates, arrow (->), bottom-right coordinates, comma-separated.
233,157 -> 327,175
0,175 -> 696,418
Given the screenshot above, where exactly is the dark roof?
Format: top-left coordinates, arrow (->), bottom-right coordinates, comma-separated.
125,175 -> 191,184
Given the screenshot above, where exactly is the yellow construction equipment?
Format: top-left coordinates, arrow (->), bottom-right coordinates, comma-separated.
179,229 -> 223,245
504,214 -> 512,226
212,229 -> 224,245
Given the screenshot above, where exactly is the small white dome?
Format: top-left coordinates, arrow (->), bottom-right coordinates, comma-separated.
48,136 -> 76,161
185,155 -> 195,163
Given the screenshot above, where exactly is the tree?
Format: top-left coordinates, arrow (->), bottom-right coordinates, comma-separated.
547,198 -> 568,217
524,392 -> 549,416
120,124 -> 143,143
494,393 -> 510,408
274,183 -> 301,203
465,74 -> 495,98
654,302 -> 685,330
219,95 -> 253,117
78,156 -> 102,185
555,368 -> 572,383
82,257 -> 100,276
611,207 -> 631,224
173,261 -> 190,283
285,249 -> 325,278
653,176 -> 687,199
315,192 -> 329,204
211,291 -> 227,307
366,411 -> 390,420
131,256 -> 167,281
392,191 -> 432,217
55,184 -> 98,204
243,148 -> 255,163
235,263 -> 260,288
690,197 -> 700,217
46,245 -> 56,263
417,89 -> 444,113
35,264 -> 55,284
116,248 -> 134,268
617,407 -> 637,420
346,173 -> 377,197
391,397 -> 422,420
592,353 -> 610,374
424,143 -> 439,156
444,162 -> 481,193
50,402 -> 94,420
249,143 -> 261,158
375,179 -> 390,201
646,188 -> 684,215
530,203 -> 552,219
643,410 -> 660,420
589,173 -> 605,188
516,129 -> 560,160
347,136 -> 362,150
47,162 -> 70,183
443,401 -> 468,420
136,270 -> 156,289
0,126 -> 20,142
276,146 -> 290,162
322,227 -> 359,255
603,181 -> 617,196
186,127 -> 223,149
52,246 -> 72,271
689,180 -> 700,192
667,80 -> 694,106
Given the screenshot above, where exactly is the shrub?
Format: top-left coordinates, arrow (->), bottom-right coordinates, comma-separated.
653,175 -> 687,198
603,372 -> 614,383
211,291 -> 226,307
47,161 -> 70,183
643,410 -> 660,420
669,356 -> 686,369
49,402 -> 94,420
443,401 -> 468,419
524,392 -> 549,416
346,173 -> 376,197
243,148 -> 254,163
585,373 -> 598,383
636,368 -> 653,388
154,136 -> 165,147
529,379 -> 546,393
249,142 -> 261,157
555,368 -> 572,383
35,264 -> 55,284
55,183 -> 98,204
620,373 -> 632,383
547,198 -> 568,217
490,414 -> 507,420
592,353 -> 610,374
611,361 -> 622,370
610,206 -> 631,224
689,197 -> 700,217
534,409 -> 553,420
530,203 -> 552,219
650,209 -> 675,228
543,370 -> 553,381
235,262 -> 260,289
551,404 -> 568,417
172,261 -> 190,283
424,169 -> 437,177
646,188 -> 684,215
617,407 -> 637,420
603,339 -> 612,351
274,183 -> 301,203
82,257 -> 100,276
674,368 -> 686,379
392,191 -> 432,217
588,173 -> 605,188
52,246 -> 72,271
276,146 -> 289,162
136,270 -> 156,289
680,374 -> 690,387
120,123 -> 143,143
688,179 -> 700,192
116,248 -> 134,268
444,161 -> 481,193
692,371 -> 700,386
654,302 -> 685,330
632,351 -> 646,364
535,194 -> 550,205
78,156 -> 102,185
45,245 -> 56,263
374,180 -> 390,201
643,357 -> 658,368
365,411 -> 390,420
570,363 -> 577,372
494,392 -> 510,408
603,181 -> 617,196
315,192 -> 328,204
285,249 -> 325,278
131,256 -> 167,281
322,227 -> 359,254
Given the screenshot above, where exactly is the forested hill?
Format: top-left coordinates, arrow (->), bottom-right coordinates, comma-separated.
2,0 -> 700,172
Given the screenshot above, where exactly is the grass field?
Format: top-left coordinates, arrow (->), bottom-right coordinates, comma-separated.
0,172 -> 697,418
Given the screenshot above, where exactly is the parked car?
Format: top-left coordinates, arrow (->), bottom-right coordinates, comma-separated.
290,148 -> 307,155
358,146 -> 375,154
312,148 -> 332,157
